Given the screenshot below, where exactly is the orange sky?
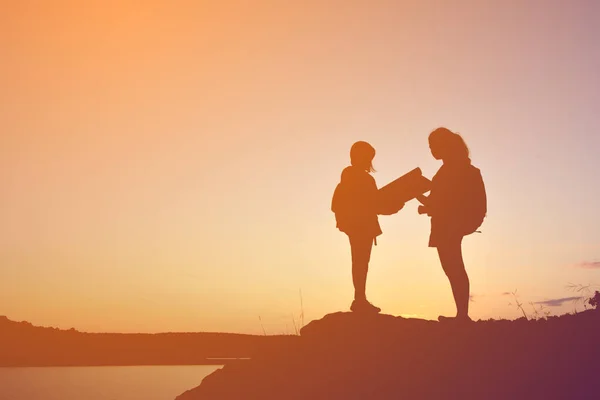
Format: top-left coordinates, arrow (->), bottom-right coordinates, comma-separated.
1,1 -> 599,334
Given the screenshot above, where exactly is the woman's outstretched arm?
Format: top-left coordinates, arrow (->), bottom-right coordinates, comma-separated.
416,194 -> 429,205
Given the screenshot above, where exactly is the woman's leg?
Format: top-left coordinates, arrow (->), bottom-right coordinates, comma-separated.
437,238 -> 470,318
349,235 -> 373,301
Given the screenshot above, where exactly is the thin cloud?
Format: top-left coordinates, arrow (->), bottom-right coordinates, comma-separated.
535,296 -> 582,307
577,261 -> 600,269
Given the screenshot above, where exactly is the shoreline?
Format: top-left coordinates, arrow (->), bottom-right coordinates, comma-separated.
0,360 -> 248,368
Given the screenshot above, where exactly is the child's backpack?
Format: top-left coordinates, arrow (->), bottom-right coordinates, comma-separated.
331,182 -> 351,231
461,165 -> 487,235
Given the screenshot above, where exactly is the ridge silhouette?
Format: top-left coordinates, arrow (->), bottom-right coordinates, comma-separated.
176,310 -> 600,400
0,316 -> 295,367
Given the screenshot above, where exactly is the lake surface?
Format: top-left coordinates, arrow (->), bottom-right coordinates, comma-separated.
0,365 -> 221,400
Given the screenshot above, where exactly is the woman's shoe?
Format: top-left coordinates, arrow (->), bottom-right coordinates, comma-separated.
438,315 -> 472,323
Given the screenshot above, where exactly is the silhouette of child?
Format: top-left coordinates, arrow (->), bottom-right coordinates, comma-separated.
332,141 -> 404,313
417,127 -> 485,323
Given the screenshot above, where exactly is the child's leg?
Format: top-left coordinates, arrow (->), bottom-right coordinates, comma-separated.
437,238 -> 470,318
349,235 -> 374,301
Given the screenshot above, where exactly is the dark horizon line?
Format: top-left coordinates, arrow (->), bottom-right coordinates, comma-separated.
0,315 -> 294,337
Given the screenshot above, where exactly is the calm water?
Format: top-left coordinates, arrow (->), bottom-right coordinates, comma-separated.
0,365 -> 222,400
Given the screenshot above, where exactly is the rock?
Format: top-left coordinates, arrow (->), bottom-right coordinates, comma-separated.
176,311 -> 600,400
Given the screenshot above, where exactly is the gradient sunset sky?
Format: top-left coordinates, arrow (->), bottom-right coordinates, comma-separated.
1,1 -> 599,334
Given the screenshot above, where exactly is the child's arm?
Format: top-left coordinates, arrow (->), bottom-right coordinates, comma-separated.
378,203 -> 404,215
377,196 -> 405,215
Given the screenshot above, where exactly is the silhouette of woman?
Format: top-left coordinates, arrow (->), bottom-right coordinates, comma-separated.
332,141 -> 404,313
417,128 -> 485,323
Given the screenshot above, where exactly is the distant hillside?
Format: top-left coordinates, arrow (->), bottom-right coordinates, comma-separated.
177,310 -> 600,400
0,316 -> 296,367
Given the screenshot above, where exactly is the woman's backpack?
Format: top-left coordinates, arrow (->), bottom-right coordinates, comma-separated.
461,166 -> 487,235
